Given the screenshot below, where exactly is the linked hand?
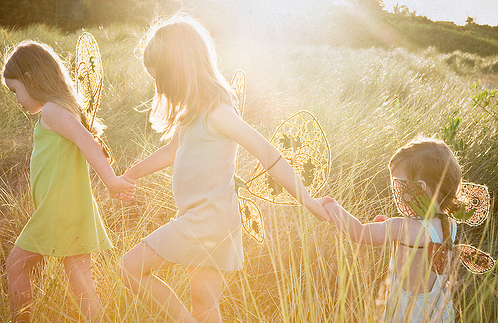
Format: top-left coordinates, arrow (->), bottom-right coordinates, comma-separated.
315,197 -> 345,225
373,214 -> 388,222
109,175 -> 136,201
315,196 -> 336,207
307,199 -> 331,222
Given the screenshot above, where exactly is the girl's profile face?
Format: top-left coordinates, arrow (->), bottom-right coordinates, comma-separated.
4,78 -> 44,114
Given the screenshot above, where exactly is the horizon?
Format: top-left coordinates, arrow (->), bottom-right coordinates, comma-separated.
382,0 -> 498,26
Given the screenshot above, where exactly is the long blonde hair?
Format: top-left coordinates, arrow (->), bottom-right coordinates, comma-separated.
2,40 -> 103,136
142,14 -> 236,139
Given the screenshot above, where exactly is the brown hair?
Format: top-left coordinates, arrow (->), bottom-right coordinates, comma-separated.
141,14 -> 235,139
2,40 -> 103,136
389,137 -> 462,213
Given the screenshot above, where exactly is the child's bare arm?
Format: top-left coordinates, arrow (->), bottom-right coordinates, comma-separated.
207,104 -> 331,222
317,197 -> 402,245
123,130 -> 179,182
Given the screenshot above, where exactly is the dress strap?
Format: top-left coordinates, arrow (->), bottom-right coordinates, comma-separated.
450,220 -> 457,242
418,219 -> 456,244
398,241 -> 424,249
418,220 -> 441,243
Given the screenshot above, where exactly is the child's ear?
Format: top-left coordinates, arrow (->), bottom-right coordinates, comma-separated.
416,180 -> 427,191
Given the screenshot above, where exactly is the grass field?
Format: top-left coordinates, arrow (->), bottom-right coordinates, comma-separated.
0,24 -> 497,322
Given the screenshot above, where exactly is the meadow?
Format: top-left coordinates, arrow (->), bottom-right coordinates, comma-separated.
1,23 -> 498,322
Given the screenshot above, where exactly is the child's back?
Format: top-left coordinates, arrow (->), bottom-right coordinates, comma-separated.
144,106 -> 243,271
385,216 -> 456,322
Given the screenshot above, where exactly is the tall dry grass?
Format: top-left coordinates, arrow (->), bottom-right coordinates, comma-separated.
0,24 -> 497,322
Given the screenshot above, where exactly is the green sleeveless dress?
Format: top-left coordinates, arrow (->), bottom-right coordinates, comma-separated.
15,122 -> 112,256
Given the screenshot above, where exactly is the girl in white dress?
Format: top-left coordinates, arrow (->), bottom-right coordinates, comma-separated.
117,14 -> 330,323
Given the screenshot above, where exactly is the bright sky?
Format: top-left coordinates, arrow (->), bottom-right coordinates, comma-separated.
383,0 -> 498,26
217,0 -> 498,26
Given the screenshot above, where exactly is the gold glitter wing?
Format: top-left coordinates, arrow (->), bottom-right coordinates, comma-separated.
392,179 -> 495,274
230,75 -> 329,242
245,110 -> 331,204
230,69 -> 246,115
453,183 -> 494,273
76,32 -> 112,163
76,32 -> 103,127
458,244 -> 495,274
452,183 -> 490,226
238,196 -> 264,244
231,70 -> 263,242
428,241 -> 495,274
391,178 -> 436,219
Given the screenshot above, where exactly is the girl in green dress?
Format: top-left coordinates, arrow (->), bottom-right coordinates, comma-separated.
2,40 -> 136,322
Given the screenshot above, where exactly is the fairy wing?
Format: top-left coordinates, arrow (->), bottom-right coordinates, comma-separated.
245,110 -> 330,205
391,178 -> 436,219
76,32 -> 103,129
231,70 -> 264,242
230,69 -> 246,115
452,183 -> 490,226
238,196 -> 265,244
428,242 -> 495,274
453,183 -> 494,273
75,32 -> 112,163
458,244 -> 495,274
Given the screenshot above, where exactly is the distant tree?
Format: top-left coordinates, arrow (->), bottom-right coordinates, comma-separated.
0,0 -> 58,27
466,16 -> 476,25
393,4 -> 416,17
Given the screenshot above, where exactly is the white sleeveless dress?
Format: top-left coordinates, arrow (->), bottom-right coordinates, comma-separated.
383,219 -> 456,322
142,113 -> 243,271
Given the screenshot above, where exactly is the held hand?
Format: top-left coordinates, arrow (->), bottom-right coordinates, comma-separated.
112,192 -> 134,201
314,197 -> 345,224
373,214 -> 388,222
109,175 -> 136,201
315,196 -> 335,207
304,198 -> 333,222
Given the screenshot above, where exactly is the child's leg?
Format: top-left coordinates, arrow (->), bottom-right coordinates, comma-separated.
188,266 -> 224,323
6,246 -> 44,322
118,242 -> 196,323
63,254 -> 102,322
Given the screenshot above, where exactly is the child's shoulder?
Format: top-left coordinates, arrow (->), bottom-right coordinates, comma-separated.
206,103 -> 239,128
394,216 -> 440,244
39,102 -> 66,130
381,216 -> 419,242
40,102 -> 81,132
208,103 -> 237,117
40,101 -> 67,115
